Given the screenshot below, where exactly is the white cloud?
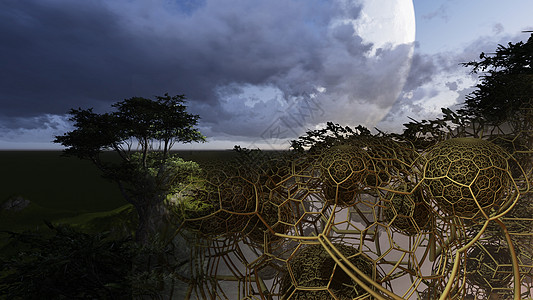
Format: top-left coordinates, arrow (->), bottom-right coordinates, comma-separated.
376,32 -> 531,133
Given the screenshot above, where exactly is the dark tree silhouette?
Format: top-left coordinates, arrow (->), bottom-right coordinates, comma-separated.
459,33 -> 533,129
54,94 -> 206,244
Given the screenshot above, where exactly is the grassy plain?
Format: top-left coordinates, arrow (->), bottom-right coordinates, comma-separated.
0,150 -> 239,209
0,151 -> 123,211
0,150 -> 239,246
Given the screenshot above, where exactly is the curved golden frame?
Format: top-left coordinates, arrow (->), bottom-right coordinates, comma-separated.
170,132 -> 533,299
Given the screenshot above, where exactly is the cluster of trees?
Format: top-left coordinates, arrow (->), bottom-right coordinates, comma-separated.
1,34 -> 532,299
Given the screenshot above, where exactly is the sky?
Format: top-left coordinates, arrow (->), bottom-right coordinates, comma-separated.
0,0 -> 532,150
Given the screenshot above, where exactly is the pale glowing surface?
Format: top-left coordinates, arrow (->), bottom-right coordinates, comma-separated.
328,0 -> 416,130
354,0 -> 416,52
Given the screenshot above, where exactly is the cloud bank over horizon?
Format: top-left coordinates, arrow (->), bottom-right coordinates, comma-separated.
1,0 -> 419,149
0,0 -> 531,149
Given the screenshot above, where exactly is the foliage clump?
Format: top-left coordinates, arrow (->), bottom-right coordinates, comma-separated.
54,93 -> 206,244
0,222 -> 134,299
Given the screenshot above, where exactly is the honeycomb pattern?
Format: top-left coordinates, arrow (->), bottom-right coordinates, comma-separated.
382,187 -> 433,236
281,243 -> 376,299
466,242 -> 513,291
180,167 -> 258,237
422,138 -> 513,220
319,144 -> 371,205
168,132 -> 532,300
244,185 -> 291,245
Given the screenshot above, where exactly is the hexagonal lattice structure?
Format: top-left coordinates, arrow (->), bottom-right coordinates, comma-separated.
466,242 -> 513,291
382,187 -> 433,236
281,243 -> 376,299
422,138 -> 513,220
172,132 -> 532,300
359,136 -> 421,188
245,187 -> 291,245
182,171 -> 258,237
319,144 -> 371,205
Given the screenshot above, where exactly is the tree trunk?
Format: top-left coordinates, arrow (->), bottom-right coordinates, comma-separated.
134,199 -> 166,245
133,198 -> 195,300
115,181 -> 166,245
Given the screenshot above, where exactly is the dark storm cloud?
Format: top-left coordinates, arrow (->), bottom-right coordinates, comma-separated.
379,49 -> 468,126
0,0 -> 244,117
0,0 -> 364,131
0,1 -> 131,115
3,0 -> 423,147
0,115 -> 57,130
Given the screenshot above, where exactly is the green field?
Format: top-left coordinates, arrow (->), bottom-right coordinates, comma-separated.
0,150 -> 240,241
1,151 -> 124,211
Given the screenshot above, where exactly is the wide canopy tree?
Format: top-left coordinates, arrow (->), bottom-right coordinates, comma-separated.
54,93 -> 206,244
459,33 -> 533,130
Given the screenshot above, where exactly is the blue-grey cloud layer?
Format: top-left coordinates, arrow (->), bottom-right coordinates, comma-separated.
1,0 -> 417,145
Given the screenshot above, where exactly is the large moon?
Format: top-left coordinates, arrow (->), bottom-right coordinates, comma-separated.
322,0 -> 416,131
355,0 -> 416,50
361,0 -> 416,127
193,0 -> 417,150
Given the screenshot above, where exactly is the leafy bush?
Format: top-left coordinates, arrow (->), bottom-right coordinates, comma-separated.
0,222 -> 134,299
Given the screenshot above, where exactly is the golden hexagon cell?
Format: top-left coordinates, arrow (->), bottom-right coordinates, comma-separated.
422,138 -> 512,220
281,243 -> 376,299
